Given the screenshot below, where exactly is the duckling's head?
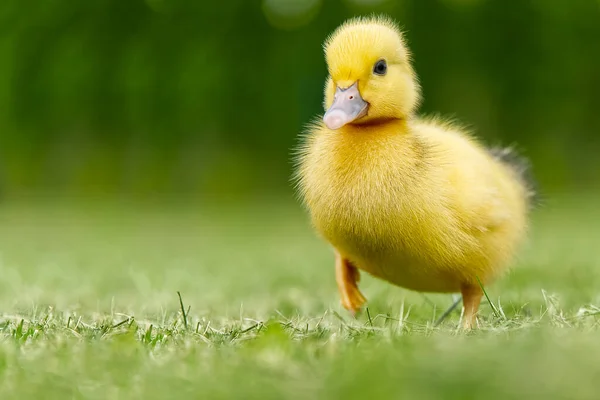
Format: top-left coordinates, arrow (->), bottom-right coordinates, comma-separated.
322,16 -> 420,130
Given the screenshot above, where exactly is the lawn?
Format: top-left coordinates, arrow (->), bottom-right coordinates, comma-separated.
0,193 -> 599,399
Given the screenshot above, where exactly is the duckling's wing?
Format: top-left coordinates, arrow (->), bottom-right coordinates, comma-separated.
487,146 -> 538,208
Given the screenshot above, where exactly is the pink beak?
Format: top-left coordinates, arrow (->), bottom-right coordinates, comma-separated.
323,82 -> 368,130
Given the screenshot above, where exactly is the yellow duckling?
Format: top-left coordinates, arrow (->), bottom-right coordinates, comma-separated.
295,16 -> 535,329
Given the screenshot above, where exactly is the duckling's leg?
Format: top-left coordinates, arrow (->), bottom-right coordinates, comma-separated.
460,284 -> 483,329
335,251 -> 366,315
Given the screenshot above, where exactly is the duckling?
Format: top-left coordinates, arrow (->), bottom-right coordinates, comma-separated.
294,16 -> 535,329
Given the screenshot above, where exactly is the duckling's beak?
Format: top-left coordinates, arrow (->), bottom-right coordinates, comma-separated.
323,82 -> 368,130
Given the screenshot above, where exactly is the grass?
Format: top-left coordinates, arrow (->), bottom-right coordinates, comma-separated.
0,193 -> 599,399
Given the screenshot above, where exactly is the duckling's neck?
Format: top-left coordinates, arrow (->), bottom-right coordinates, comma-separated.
341,118 -> 409,137
330,118 -> 419,174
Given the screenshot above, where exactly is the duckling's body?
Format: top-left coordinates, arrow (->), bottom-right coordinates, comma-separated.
295,16 -> 533,328
299,118 -> 528,293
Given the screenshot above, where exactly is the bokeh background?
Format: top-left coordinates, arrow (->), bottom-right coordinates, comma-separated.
1,0 -> 599,201
1,3 -> 600,397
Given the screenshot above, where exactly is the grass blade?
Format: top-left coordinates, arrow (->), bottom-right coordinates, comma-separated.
177,291 -> 188,329
366,307 -> 373,327
435,296 -> 462,327
476,276 -> 501,318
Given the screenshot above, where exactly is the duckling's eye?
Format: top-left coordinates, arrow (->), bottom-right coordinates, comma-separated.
373,60 -> 387,76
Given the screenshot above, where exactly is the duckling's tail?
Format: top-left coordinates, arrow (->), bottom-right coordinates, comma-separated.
488,146 -> 539,209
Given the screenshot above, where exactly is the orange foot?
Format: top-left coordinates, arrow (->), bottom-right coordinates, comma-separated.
335,251 -> 367,315
461,284 -> 483,330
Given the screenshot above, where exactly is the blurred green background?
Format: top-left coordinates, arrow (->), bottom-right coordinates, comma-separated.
1,3 -> 600,397
1,0 -> 599,200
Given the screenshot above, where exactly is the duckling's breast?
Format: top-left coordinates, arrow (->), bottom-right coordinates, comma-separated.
310,179 -> 470,293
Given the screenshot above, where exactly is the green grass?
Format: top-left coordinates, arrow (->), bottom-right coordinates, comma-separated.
0,193 -> 599,399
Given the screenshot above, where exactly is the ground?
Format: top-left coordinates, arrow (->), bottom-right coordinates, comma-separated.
0,193 -> 599,399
